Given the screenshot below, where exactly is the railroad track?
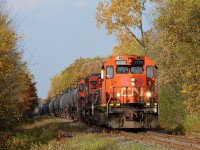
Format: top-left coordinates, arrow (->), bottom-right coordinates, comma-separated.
119,130 -> 200,150
60,119 -> 200,149
81,121 -> 200,149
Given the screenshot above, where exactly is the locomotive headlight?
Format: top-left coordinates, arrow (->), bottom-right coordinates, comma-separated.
117,93 -> 120,97
131,78 -> 135,81
131,82 -> 135,86
146,91 -> 151,97
131,78 -> 135,86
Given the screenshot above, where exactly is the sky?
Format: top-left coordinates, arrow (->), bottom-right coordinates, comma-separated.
6,0 -> 117,98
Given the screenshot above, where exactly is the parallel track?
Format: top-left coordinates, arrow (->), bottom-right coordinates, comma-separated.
80,119 -> 200,149
54,118 -> 200,149
146,131 -> 200,146
119,130 -> 200,150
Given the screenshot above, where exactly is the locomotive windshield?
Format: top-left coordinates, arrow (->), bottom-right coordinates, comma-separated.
130,67 -> 143,74
116,66 -> 128,74
79,83 -> 84,91
116,66 -> 143,74
90,81 -> 97,85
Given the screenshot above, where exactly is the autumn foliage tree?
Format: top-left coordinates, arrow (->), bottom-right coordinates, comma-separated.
154,0 -> 200,133
0,2 -> 38,132
18,71 -> 38,118
96,0 -> 158,55
96,0 -> 200,134
47,57 -> 107,98
47,0 -> 200,135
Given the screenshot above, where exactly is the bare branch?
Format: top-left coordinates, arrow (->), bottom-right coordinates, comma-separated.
120,22 -> 145,49
139,0 -> 146,38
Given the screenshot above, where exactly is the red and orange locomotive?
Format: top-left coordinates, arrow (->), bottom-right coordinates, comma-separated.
44,55 -> 158,129
77,55 -> 158,128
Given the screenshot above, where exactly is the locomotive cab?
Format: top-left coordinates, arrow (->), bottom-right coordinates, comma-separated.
77,73 -> 102,121
98,56 -> 158,128
77,78 -> 86,119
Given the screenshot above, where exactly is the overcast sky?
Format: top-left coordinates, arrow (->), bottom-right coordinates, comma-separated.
6,0 -> 117,98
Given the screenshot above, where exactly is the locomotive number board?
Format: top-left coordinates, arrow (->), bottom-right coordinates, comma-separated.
132,60 -> 144,65
115,60 -> 127,65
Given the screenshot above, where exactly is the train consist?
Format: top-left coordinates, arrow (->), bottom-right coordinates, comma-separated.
40,55 -> 158,129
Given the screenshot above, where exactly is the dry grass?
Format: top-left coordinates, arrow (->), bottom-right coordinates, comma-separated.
1,117 -> 154,150
184,115 -> 200,139
21,117 -> 73,130
30,133 -> 149,150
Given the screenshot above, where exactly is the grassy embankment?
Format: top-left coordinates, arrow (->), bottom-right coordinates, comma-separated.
1,117 -> 155,150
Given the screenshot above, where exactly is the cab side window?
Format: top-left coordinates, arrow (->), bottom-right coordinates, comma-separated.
79,83 -> 84,91
147,66 -> 153,78
106,66 -> 114,79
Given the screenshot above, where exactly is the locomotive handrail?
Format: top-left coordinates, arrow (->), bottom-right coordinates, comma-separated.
106,97 -> 111,116
91,89 -> 101,104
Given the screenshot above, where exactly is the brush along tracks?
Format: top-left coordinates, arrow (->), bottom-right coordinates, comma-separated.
119,130 -> 200,150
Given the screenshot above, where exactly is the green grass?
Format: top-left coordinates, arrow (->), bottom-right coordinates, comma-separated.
1,117 -> 156,150
4,122 -> 62,149
30,133 -> 149,150
2,117 -> 87,150
184,115 -> 200,138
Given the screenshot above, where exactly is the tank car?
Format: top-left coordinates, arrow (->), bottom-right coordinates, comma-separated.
71,89 -> 79,119
38,104 -> 45,115
49,98 -> 56,116
53,95 -> 62,116
60,92 -> 71,118
59,89 -> 79,119
58,93 -> 67,117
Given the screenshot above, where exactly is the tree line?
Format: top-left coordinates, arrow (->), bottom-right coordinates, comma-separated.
0,1 -> 38,133
48,0 -> 200,135
47,56 -> 108,98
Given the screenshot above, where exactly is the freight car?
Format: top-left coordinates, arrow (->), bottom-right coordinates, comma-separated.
42,55 -> 158,129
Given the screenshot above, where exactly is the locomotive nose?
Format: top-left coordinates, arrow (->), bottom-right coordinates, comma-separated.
121,77 -> 130,86
120,77 -> 143,87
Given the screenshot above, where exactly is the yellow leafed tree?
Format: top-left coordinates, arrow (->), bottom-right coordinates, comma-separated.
96,0 -> 158,55
0,2 -> 38,132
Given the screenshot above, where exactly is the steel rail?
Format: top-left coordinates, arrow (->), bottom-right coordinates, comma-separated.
120,131 -> 200,150
146,131 -> 200,145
